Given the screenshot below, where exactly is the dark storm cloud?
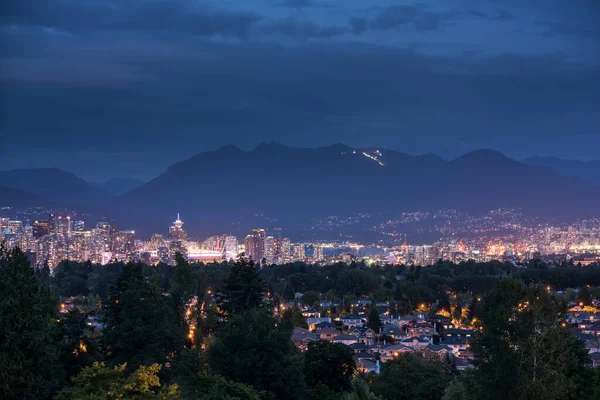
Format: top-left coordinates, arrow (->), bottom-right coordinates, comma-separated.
1,0 -> 263,38
469,9 -> 516,21
260,17 -> 349,38
350,4 -> 459,34
0,0 -> 599,179
276,0 -> 318,8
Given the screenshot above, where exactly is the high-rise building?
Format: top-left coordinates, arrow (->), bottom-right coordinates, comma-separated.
8,220 -> 23,235
32,220 -> 51,238
265,236 -> 276,264
281,238 -> 291,263
149,234 -> 165,250
113,230 -> 135,255
73,220 -> 85,232
169,214 -> 187,240
292,244 -> 305,261
224,235 -> 238,258
313,245 -> 324,261
246,228 -> 265,262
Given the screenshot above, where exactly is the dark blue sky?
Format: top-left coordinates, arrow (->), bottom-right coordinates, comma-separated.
1,0 -> 599,181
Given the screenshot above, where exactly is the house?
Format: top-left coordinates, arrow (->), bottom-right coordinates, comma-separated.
455,357 -> 474,372
349,327 -> 376,345
333,334 -> 360,346
314,321 -> 336,329
380,344 -> 414,361
441,336 -> 469,353
407,322 -> 435,338
341,315 -> 364,329
349,343 -> 371,353
442,328 -> 474,340
429,314 -> 451,327
380,315 -> 406,327
356,359 -> 380,374
293,327 -> 310,335
320,300 -> 332,309
317,327 -> 341,341
381,324 -> 407,341
291,332 -> 318,350
307,317 -> 332,330
401,336 -> 431,351
590,353 -> 600,368
586,338 -> 600,353
302,308 -> 320,319
424,344 -> 453,357
580,325 -> 600,336
457,349 -> 475,360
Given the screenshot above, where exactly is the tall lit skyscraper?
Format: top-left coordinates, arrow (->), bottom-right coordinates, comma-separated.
73,220 -> 85,232
292,244 -> 305,261
265,236 -> 276,264
169,214 -> 187,240
246,228 -> 265,262
281,238 -> 291,263
224,235 -> 238,258
313,245 -> 324,261
56,216 -> 71,238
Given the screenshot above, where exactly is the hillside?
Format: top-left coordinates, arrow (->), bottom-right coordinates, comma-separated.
116,144 -> 600,236
523,157 -> 600,186
0,168 -> 111,207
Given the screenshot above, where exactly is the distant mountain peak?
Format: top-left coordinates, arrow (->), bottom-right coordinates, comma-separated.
454,149 -> 509,162
253,142 -> 290,152
216,144 -> 244,153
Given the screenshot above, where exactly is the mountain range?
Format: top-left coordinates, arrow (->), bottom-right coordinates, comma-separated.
91,178 -> 145,195
1,144 -> 599,237
523,157 -> 600,186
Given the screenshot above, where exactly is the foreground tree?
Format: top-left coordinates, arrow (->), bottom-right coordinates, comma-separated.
215,256 -> 265,319
304,340 -> 356,395
465,279 -> 593,400
58,310 -> 102,382
0,246 -> 60,399
344,376 -> 382,400
371,353 -> 451,400
172,348 -> 261,400
104,263 -> 183,368
208,309 -> 307,399
55,362 -> 180,400
366,306 -> 382,334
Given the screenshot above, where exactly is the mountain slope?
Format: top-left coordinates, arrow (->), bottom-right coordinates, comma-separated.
0,185 -> 51,208
116,144 -> 600,236
523,156 -> 600,186
0,168 -> 111,206
92,178 -> 144,195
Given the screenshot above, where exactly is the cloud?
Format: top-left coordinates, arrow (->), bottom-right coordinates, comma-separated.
469,9 -> 516,21
349,5 -> 459,34
259,17 -> 350,38
1,0 -> 264,38
540,21 -> 600,39
276,0 -> 316,8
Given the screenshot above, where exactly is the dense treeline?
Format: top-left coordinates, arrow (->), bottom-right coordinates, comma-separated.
2,245 -> 600,400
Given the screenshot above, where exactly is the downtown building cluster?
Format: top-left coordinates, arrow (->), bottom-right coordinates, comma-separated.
0,214 -> 325,269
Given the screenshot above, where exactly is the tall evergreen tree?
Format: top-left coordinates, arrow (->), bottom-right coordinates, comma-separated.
0,246 -> 61,399
304,340 -> 356,394
467,279 -> 593,400
367,306 -> 383,334
208,309 -> 307,400
215,256 -> 265,318
104,263 -> 183,368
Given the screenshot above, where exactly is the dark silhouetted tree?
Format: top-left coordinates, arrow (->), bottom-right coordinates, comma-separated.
0,246 -> 61,399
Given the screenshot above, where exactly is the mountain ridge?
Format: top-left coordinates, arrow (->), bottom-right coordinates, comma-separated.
115,143 -> 600,236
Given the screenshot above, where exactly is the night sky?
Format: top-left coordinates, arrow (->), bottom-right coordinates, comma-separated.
1,0 -> 599,181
